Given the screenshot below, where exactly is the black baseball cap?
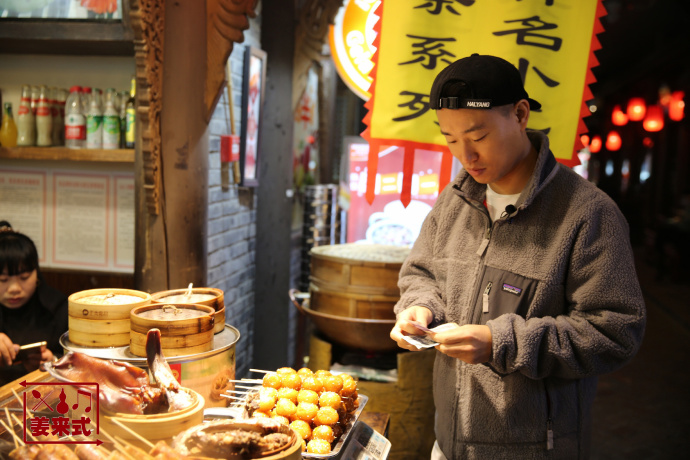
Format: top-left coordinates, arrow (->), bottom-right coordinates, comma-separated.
429,53 -> 541,111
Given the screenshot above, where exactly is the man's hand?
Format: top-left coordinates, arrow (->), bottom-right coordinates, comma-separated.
390,306 -> 434,351
0,333 -> 18,366
431,324 -> 493,364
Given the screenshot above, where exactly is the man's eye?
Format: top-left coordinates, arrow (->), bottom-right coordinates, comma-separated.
473,134 -> 488,142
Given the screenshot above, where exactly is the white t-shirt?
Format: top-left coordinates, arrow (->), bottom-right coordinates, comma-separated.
485,185 -> 521,222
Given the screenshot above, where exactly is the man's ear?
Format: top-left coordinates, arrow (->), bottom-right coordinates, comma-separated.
515,100 -> 530,127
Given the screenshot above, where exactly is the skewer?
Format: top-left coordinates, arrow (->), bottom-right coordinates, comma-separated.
225,389 -> 252,394
220,394 -> 245,401
108,417 -> 155,450
0,419 -> 22,448
249,368 -> 274,374
115,435 -> 155,460
227,379 -> 263,384
11,414 -> 37,442
100,429 -> 137,460
233,385 -> 261,391
10,388 -> 24,409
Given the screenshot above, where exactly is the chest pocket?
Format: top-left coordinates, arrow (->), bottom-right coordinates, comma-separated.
471,266 -> 538,325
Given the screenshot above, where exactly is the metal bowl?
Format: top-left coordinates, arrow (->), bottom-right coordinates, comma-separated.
289,289 -> 398,352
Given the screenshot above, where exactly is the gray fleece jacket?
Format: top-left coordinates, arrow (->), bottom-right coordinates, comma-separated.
395,131 -> 646,459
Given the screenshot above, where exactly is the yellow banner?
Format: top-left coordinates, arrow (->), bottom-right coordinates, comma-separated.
366,0 -> 604,170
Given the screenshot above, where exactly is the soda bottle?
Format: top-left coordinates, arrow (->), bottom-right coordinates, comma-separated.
16,85 -> 36,146
65,86 -> 86,149
118,90 -> 128,148
86,90 -> 103,149
30,85 -> 40,116
0,102 -> 18,147
102,93 -> 120,150
36,85 -> 53,147
52,88 -> 66,146
125,76 -> 136,149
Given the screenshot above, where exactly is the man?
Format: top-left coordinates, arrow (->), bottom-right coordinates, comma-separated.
389,54 -> 646,459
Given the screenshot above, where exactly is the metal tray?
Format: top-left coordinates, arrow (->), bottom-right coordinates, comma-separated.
214,385 -> 368,458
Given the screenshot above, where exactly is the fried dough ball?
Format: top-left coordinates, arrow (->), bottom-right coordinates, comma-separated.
294,402 -> 319,422
301,376 -> 324,393
323,375 -> 343,394
319,391 -> 342,409
314,370 -> 332,379
277,387 -> 299,404
297,389 -> 319,405
340,377 -> 357,397
252,410 -> 270,418
263,373 -> 282,390
297,367 -> 313,379
313,406 -> 339,426
271,414 -> 290,426
306,439 -> 332,454
258,392 -> 277,412
275,398 -> 297,418
281,372 -> 302,390
277,367 -> 296,375
259,387 -> 278,398
289,420 -> 312,441
311,425 -> 335,443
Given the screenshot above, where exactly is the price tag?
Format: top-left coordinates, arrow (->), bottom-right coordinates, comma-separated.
337,421 -> 391,459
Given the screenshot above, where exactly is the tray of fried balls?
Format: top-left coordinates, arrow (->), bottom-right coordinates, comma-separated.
239,367 -> 366,457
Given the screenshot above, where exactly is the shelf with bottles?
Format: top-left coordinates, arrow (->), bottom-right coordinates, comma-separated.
0,145 -> 134,163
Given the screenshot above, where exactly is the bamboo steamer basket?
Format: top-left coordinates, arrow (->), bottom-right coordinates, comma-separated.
308,244 -> 410,321
68,288 -> 151,347
151,287 -> 225,334
100,389 -> 205,449
129,304 -> 215,357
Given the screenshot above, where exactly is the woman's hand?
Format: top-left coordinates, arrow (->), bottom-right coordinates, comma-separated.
22,345 -> 53,373
431,324 -> 493,364
0,333 -> 19,366
390,306 -> 435,351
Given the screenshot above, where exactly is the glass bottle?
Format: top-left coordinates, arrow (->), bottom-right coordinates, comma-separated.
0,102 -> 18,148
118,90 -> 128,148
125,76 -> 136,149
36,85 -> 53,147
16,85 -> 36,146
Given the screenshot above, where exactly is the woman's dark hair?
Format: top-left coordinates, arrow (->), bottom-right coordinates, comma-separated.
0,221 -> 39,276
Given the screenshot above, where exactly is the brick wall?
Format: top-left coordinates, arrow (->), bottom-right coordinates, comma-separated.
206,10 -> 262,379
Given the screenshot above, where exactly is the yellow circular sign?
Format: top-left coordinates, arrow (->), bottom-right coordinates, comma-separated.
328,0 -> 380,101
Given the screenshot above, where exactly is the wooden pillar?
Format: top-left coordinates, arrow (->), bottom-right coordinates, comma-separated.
253,0 -> 297,370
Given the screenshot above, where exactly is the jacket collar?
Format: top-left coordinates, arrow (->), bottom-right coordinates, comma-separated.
452,129 -> 559,210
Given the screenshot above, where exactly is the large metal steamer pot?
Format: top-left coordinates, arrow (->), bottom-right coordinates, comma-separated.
59,325 -> 240,409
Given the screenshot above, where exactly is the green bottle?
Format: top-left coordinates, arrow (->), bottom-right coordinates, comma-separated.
125,76 -> 136,149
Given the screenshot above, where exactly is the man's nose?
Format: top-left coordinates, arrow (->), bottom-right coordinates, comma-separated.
459,141 -> 478,164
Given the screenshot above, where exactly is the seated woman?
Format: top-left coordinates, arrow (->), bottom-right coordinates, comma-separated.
0,221 -> 68,385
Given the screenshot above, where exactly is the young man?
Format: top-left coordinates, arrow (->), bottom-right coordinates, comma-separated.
390,54 -> 646,459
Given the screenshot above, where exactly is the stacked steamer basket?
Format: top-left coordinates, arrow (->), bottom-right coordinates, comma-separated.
300,185 -> 342,291
151,287 -> 225,333
294,243 -> 410,352
68,289 -> 151,347
129,304 -> 215,357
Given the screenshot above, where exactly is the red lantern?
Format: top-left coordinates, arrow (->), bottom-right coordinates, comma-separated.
606,131 -> 622,151
643,137 -> 654,148
669,91 -> 685,121
611,105 -> 629,126
643,105 -> 664,132
580,134 -> 590,148
627,97 -> 647,121
590,135 -> 602,153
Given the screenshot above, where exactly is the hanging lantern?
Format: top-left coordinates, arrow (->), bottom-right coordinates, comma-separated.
611,105 -> 629,126
669,91 -> 685,121
627,97 -> 647,121
605,131 -> 622,151
643,105 -> 664,132
580,134 -> 590,148
590,135 -> 602,153
643,137 -> 654,148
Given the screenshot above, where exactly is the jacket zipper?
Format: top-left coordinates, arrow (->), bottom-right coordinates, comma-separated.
544,380 -> 554,450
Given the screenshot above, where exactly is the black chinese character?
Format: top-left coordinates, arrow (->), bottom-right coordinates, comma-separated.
517,57 -> 560,92
415,0 -> 476,15
516,0 -> 555,6
400,35 -> 457,70
393,91 -> 431,122
493,16 -> 562,51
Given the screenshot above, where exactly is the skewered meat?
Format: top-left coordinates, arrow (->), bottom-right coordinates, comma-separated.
9,445 -> 41,460
74,444 -> 109,460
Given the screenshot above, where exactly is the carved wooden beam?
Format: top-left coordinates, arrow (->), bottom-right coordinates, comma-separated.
205,0 -> 259,122
130,0 -> 164,215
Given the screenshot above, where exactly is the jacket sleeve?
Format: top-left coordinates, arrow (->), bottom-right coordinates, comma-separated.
487,200 -> 647,380
395,202 -> 447,326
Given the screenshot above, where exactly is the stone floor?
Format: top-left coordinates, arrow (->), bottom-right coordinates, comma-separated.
590,247 -> 690,459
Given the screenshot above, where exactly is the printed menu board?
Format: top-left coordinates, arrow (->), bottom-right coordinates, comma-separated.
0,167 -> 134,273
